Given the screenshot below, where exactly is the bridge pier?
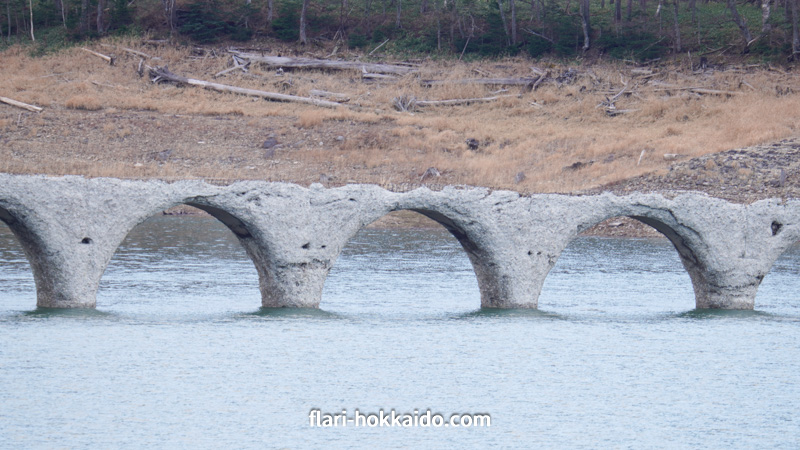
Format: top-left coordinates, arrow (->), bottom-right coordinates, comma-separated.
220,183 -> 394,309
257,261 -> 330,308
0,211 -> 107,308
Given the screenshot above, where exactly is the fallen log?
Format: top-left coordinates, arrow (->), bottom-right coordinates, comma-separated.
653,86 -> 739,97
688,88 -> 739,96
121,47 -> 151,59
309,89 -> 350,103
229,52 -> 418,75
415,95 -> 515,107
605,108 -> 639,116
81,48 -> 115,65
531,71 -> 548,91
421,77 -> 537,87
214,57 -> 250,78
650,84 -> 740,96
361,69 -> 398,81
148,66 -> 342,109
0,96 -> 43,112
368,38 -> 390,56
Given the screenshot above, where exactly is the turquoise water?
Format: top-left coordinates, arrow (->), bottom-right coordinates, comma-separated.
1,216 -> 799,448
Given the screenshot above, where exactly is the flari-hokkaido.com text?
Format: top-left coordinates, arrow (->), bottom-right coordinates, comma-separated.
309,409 -> 491,428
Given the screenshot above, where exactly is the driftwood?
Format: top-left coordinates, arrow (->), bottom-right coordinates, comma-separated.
392,95 -> 417,112
368,38 -> 390,56
651,85 -> 739,96
148,66 -> 342,109
121,47 -> 151,59
361,69 -> 398,81
421,77 -> 537,87
309,89 -> 350,103
688,88 -> 739,96
230,52 -> 418,75
81,48 -> 115,65
605,108 -> 639,116
531,71 -> 548,90
415,95 -> 515,107
0,96 -> 43,112
214,57 -> 251,78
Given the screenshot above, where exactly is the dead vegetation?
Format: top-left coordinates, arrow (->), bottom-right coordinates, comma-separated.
1,38 -> 799,194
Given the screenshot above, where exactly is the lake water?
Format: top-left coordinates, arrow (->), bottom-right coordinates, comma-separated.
1,215 -> 799,448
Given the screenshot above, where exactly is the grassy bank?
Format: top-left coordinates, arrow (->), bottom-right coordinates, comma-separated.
1,38 -> 799,195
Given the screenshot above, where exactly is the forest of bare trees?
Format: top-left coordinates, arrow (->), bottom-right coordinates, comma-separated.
2,0 -> 799,60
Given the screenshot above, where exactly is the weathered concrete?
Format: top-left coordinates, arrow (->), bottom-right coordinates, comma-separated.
1,173 -> 798,310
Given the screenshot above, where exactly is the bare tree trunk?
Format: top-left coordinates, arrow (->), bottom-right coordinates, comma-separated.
761,0 -> 771,34
510,0 -> 517,44
497,0 -> 511,46
80,0 -> 88,33
435,0 -> 441,50
615,0 -> 622,23
627,0 -> 633,21
54,0 -> 66,27
7,0 -> 12,39
28,0 -> 34,41
727,0 -> 753,44
161,0 -> 176,35
395,0 -> 401,27
672,0 -> 681,51
96,0 -> 104,34
336,0 -> 345,34
793,0 -> 799,57
299,0 -> 309,44
267,0 -> 273,22
580,0 -> 590,51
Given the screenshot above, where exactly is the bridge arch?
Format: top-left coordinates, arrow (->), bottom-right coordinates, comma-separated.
100,196 -> 277,308
322,209 -> 481,309
0,201 -> 89,308
329,207 -> 488,306
0,205 -> 39,303
540,215 -> 697,310
561,203 -> 719,310
327,189 -> 530,309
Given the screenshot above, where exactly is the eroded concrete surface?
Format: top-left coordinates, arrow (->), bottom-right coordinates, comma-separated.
1,174 -> 798,309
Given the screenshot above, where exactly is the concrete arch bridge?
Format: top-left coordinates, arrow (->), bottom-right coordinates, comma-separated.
1,174 -> 798,310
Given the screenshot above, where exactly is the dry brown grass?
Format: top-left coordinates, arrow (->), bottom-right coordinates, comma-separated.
1,38 -> 799,193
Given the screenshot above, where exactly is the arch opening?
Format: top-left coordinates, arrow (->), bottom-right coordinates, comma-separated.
322,209 -> 481,314
539,215 -> 696,313
98,204 -> 261,313
0,206 -> 36,309
754,239 -> 800,314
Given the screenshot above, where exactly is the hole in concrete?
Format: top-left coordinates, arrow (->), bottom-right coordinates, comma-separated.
771,221 -> 783,236
81,237 -> 93,244
302,242 -> 310,249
